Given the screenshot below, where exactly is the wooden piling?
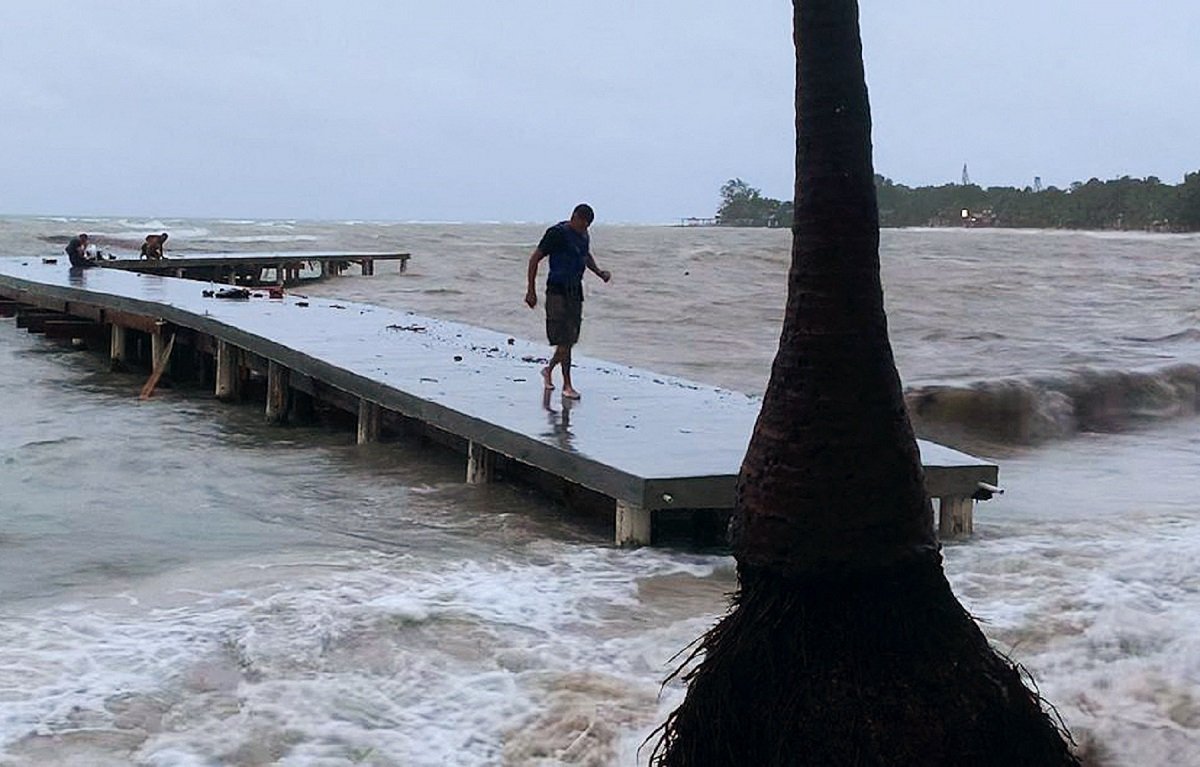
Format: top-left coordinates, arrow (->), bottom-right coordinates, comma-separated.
466,441 -> 495,484
616,500 -> 652,547
266,360 -> 290,425
938,496 -> 974,539
357,399 -> 380,444
150,327 -> 167,372
290,389 -> 315,423
109,324 -> 128,370
215,340 -> 241,401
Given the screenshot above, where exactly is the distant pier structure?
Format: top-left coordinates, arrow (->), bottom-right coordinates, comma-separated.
678,217 -> 718,227
100,251 -> 411,287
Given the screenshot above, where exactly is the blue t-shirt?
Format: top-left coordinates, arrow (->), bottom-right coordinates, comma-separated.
538,221 -> 590,290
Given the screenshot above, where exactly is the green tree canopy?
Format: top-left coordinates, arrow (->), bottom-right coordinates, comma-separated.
717,178 -> 790,227
719,172 -> 1200,231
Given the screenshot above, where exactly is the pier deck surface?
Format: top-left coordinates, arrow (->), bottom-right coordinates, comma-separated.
0,259 -> 997,517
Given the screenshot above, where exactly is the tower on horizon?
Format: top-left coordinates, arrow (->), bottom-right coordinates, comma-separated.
961,163 -> 971,186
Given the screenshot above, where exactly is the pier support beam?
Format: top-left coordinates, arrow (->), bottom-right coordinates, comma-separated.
615,500 -> 652,547
215,341 -> 241,401
466,441 -> 495,484
290,389 -> 315,423
362,259 -> 374,276
938,496 -> 974,539
109,325 -> 129,370
357,400 -> 380,444
266,361 -> 290,425
150,329 -> 167,373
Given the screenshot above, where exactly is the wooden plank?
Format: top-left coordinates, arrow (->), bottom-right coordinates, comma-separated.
102,308 -> 161,334
65,302 -> 105,322
16,311 -> 63,332
139,333 -> 176,399
41,319 -> 104,340
23,295 -> 68,313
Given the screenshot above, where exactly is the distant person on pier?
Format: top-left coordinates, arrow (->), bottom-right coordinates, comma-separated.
140,232 -> 169,260
524,203 -> 611,399
65,233 -> 94,268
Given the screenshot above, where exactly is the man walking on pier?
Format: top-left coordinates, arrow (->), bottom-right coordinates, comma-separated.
524,203 -> 611,399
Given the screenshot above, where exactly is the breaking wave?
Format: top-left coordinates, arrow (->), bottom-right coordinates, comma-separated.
906,363 -> 1200,444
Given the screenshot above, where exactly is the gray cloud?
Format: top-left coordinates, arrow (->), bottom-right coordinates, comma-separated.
1,1 -> 1195,221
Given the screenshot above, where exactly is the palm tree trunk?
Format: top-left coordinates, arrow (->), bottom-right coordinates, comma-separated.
731,0 -> 934,577
651,2 -> 1080,764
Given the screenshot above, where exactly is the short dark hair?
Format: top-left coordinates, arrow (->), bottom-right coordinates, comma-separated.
78,233 -> 88,239
572,203 -> 595,223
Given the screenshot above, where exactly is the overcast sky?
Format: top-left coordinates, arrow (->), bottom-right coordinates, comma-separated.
2,1 -> 1197,222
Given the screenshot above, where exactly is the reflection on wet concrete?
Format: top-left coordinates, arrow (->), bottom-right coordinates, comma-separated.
542,388 -> 576,453
67,266 -> 90,287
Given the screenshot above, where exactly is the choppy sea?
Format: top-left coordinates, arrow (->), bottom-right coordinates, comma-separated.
1,217 -> 1198,765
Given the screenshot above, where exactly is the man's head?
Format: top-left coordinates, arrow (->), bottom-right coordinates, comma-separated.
569,203 -> 594,233
160,232 -> 169,242
78,233 -> 88,243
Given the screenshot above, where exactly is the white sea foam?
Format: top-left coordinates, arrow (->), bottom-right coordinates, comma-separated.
0,546 -> 725,765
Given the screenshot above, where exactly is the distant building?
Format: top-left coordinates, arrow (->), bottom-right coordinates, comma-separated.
959,208 -> 998,228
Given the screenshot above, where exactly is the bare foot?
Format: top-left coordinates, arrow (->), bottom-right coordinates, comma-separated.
541,367 -> 555,390
562,387 -> 581,400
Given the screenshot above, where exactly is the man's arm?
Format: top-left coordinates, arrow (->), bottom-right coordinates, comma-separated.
525,249 -> 546,307
586,254 -> 611,283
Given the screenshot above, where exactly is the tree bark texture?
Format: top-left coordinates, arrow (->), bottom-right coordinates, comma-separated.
730,0 -> 936,577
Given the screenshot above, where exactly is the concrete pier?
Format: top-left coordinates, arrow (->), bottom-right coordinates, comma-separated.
0,260 -> 998,546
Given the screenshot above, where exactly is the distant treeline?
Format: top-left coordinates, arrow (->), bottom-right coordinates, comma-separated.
716,172 -> 1200,231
